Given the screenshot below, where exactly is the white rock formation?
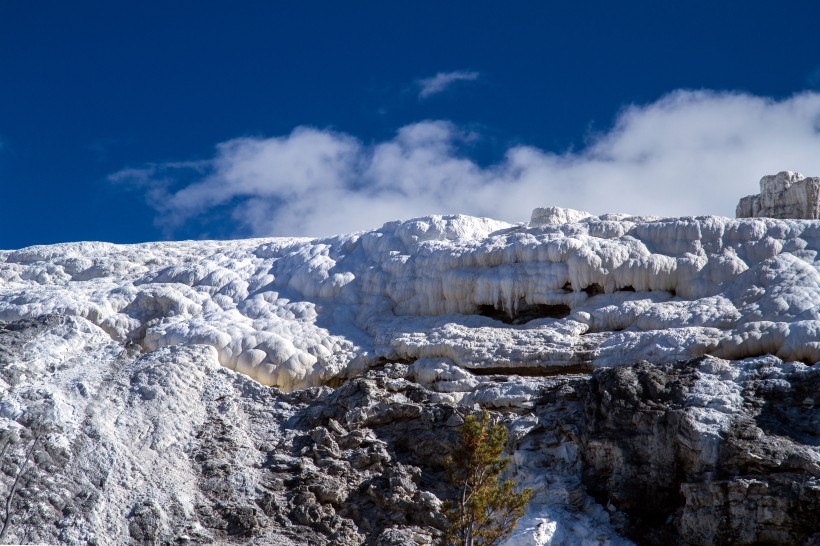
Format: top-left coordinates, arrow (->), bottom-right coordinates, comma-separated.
1,211 -> 818,393
529,206 -> 594,226
737,171 -> 820,219
0,204 -> 818,545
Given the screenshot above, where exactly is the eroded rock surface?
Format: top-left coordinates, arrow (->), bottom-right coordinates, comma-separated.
737,171 -> 820,220
1,316 -> 817,545
581,357 -> 820,545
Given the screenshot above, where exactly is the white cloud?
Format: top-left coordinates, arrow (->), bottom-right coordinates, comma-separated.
417,70 -> 480,98
113,90 -> 820,239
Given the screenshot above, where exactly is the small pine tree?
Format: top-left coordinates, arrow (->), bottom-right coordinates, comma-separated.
440,409 -> 534,546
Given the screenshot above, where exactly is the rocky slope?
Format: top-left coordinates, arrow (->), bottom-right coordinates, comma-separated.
0,182 -> 818,544
1,317 -> 816,545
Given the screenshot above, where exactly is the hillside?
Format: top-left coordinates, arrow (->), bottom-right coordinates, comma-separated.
0,196 -> 818,544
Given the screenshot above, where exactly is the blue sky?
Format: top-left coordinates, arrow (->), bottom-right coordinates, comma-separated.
2,1 -> 820,248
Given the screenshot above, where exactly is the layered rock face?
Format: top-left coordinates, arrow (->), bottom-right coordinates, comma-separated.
0,205 -> 818,544
737,171 -> 820,219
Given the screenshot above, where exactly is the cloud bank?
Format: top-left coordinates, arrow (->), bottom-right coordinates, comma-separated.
417,70 -> 480,98
112,90 -> 820,238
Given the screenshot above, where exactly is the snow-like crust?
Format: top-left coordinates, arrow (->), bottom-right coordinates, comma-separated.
1,212 -> 818,390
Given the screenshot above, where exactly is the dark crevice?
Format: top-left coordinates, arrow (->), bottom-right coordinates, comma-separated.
565,282 -> 640,296
376,357 -> 413,364
467,363 -> 594,376
477,302 -> 571,324
583,283 -> 605,297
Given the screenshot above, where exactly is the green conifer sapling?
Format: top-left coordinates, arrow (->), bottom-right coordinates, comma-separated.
440,409 -> 534,546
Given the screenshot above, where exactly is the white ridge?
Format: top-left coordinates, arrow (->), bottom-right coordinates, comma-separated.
1,212 -> 818,392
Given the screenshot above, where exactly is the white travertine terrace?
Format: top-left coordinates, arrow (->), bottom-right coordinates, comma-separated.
1,210 -> 818,391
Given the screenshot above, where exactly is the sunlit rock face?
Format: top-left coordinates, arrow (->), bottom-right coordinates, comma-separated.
737,171 -> 820,220
1,212 -> 818,391
0,201 -> 818,545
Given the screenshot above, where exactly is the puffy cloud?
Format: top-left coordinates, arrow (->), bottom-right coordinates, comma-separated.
112,90 -> 820,238
417,70 -> 480,98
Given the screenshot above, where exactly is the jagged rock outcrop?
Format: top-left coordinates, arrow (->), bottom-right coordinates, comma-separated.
737,171 -> 820,219
580,357 -> 820,545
